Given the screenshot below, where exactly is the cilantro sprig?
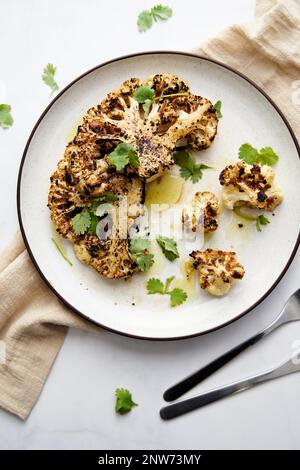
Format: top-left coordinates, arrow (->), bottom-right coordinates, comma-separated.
173,149 -> 212,183
238,143 -> 279,166
234,208 -> 270,232
71,193 -> 118,236
133,85 -> 189,117
130,237 -> 154,272
137,4 -> 173,32
115,388 -> 138,415
42,63 -> 59,94
147,276 -> 187,307
156,235 -> 179,261
108,142 -> 139,171
0,104 -> 13,129
214,100 -> 222,118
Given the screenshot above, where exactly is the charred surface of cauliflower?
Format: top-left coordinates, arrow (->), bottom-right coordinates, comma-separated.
219,162 -> 283,211
182,191 -> 219,233
190,249 -> 245,296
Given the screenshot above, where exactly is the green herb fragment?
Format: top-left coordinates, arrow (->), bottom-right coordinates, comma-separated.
234,208 -> 270,232
51,237 -> 73,266
173,149 -> 211,183
108,142 -> 139,171
71,209 -> 91,236
115,388 -> 138,415
42,63 -> 59,93
238,143 -> 279,166
137,4 -> 172,32
156,235 -> 179,261
0,104 -> 13,129
130,237 -> 154,272
146,276 -> 187,307
214,100 -> 222,118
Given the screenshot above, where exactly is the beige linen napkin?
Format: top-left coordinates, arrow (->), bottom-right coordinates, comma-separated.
1,0 -> 299,420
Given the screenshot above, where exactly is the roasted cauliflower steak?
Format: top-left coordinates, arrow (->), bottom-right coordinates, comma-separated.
182,191 -> 219,233
219,162 -> 283,211
190,249 -> 245,296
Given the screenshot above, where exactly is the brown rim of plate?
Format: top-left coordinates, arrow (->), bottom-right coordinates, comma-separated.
17,51 -> 300,341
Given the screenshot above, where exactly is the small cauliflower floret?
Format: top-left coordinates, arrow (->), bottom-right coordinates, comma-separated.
182,191 -> 219,233
190,249 -> 245,296
219,162 -> 283,211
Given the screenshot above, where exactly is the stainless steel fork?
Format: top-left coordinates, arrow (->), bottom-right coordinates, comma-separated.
164,289 -> 300,402
160,353 -> 300,420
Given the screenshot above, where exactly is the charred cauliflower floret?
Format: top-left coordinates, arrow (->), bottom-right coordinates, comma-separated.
182,191 -> 219,233
219,162 -> 283,211
190,249 -> 245,296
146,73 -> 219,150
65,74 -> 218,185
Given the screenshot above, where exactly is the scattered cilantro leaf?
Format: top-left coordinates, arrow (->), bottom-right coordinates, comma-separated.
88,213 -> 99,235
258,147 -> 279,166
134,86 -> 155,103
137,4 -> 172,32
169,288 -> 188,307
130,237 -> 154,272
147,278 -> 165,294
146,276 -> 187,307
71,209 -> 91,235
42,63 -> 59,93
51,237 -> 73,266
214,100 -> 222,118
151,4 -> 173,20
156,235 -> 179,261
115,388 -> 138,415
108,142 -> 139,171
256,214 -> 270,232
135,253 -> 154,272
234,208 -> 270,232
137,10 -> 153,32
238,143 -> 279,166
164,275 -> 175,293
0,104 -> 13,129
173,149 -> 211,183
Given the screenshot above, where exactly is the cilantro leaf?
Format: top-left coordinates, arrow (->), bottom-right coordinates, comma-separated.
137,4 -> 172,32
0,104 -> 13,129
71,209 -> 91,235
214,100 -> 222,118
88,213 -> 99,235
234,208 -> 270,232
147,278 -> 165,294
256,214 -> 270,232
169,288 -> 188,307
130,237 -> 154,272
156,235 -> 179,261
115,388 -> 138,415
151,4 -> 173,20
146,276 -> 187,307
258,147 -> 279,166
108,142 -> 139,171
130,237 -> 151,253
134,86 -> 155,103
135,253 -> 154,272
137,10 -> 153,32
42,63 -> 59,93
173,149 -> 211,183
51,237 -> 73,266
238,143 -> 259,165
238,143 -> 279,166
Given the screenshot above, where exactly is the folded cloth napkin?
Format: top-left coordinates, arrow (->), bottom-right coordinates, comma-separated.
0,0 -> 299,420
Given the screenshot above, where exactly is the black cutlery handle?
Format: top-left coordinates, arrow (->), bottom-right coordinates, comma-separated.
163,331 -> 265,402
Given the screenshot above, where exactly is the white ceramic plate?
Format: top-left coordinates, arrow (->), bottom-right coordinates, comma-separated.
18,52 -> 300,340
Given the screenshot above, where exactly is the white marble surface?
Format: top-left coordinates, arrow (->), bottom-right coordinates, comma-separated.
1,0 -> 300,450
